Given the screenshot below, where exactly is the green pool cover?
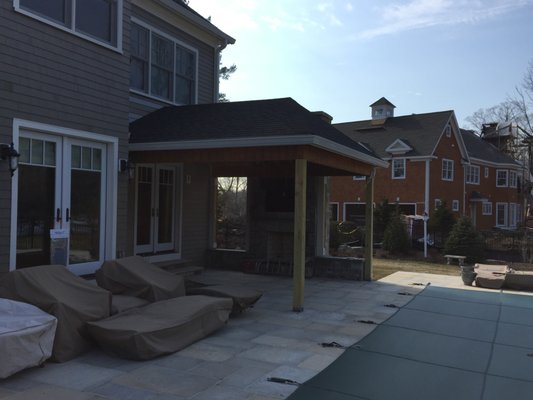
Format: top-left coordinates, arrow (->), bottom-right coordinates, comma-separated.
287,285 -> 533,400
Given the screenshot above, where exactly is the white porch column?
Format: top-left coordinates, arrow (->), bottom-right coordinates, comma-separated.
364,170 -> 374,281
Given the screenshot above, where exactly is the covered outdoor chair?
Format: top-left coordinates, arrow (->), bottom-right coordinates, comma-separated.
0,265 -> 111,362
97,256 -> 262,314
95,256 -> 186,302
87,295 -> 233,360
0,298 -> 57,378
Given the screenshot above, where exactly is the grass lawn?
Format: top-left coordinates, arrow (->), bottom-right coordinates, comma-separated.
372,257 -> 461,281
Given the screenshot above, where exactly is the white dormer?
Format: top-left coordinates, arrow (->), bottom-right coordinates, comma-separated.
370,97 -> 396,120
386,139 -> 412,155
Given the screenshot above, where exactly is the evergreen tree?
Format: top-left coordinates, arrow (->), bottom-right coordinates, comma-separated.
429,201 -> 456,247
382,208 -> 410,254
444,217 -> 485,263
374,199 -> 394,243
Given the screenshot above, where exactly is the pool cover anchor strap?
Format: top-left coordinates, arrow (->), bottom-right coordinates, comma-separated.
267,377 -> 301,386
320,341 -> 347,349
357,319 -> 377,324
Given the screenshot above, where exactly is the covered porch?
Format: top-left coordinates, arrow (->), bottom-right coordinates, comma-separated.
128,98 -> 387,310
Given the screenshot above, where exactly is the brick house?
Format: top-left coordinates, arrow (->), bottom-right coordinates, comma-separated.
330,98 -> 524,236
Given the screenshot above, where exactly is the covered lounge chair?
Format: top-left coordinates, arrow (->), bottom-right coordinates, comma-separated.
87,295 -> 232,360
0,265 -> 111,362
96,256 -> 262,313
95,256 -> 185,302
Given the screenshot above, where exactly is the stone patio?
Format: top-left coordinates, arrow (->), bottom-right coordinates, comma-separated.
0,269 -> 491,399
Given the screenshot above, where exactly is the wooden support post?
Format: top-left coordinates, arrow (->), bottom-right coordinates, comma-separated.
364,171 -> 374,281
293,159 -> 307,312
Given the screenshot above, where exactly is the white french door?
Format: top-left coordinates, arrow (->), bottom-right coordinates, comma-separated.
16,132 -> 107,275
134,164 -> 177,255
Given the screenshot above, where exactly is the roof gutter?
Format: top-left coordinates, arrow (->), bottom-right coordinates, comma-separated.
129,134 -> 389,168
154,0 -> 236,45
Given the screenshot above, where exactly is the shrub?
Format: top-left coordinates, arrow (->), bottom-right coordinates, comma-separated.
382,209 -> 410,254
444,217 -> 485,264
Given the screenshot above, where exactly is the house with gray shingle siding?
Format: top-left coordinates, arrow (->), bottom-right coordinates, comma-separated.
0,0 -> 234,274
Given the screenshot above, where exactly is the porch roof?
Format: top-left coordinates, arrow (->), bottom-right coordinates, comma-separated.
129,98 -> 387,176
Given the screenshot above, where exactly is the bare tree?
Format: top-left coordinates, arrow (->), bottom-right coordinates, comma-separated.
511,60 -> 533,135
465,101 -> 520,133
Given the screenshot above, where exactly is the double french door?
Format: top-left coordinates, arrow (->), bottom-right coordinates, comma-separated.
16,132 -> 106,274
135,164 -> 178,255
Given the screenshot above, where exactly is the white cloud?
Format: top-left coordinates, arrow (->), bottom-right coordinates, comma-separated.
356,0 -> 533,40
346,3 -> 354,12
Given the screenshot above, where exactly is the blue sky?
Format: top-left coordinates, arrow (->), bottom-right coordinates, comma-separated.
190,0 -> 533,127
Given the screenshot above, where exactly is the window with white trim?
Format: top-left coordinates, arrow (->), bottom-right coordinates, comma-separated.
482,202 -> 492,215
509,203 -> 517,227
496,169 -> 508,187
16,0 -> 121,49
509,170 -> 517,188
442,159 -> 454,181
485,167 -> 489,178
452,200 -> 459,211
496,203 -> 508,227
434,199 -> 442,210
445,125 -> 451,138
130,21 -> 197,105
465,165 -> 480,184
392,158 -> 406,179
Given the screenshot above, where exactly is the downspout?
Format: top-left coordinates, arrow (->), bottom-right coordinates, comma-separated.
424,159 -> 430,258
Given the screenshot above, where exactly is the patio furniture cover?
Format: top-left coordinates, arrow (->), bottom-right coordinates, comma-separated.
95,256 -> 185,302
0,298 -> 57,378
87,295 -> 233,360
186,285 -> 262,314
0,265 -> 111,362
111,294 -> 150,315
505,270 -> 533,291
474,264 -> 509,289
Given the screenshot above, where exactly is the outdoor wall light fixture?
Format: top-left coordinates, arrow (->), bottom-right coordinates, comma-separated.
119,158 -> 135,178
0,143 -> 20,177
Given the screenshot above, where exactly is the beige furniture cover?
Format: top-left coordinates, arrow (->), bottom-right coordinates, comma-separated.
505,271 -> 533,291
474,264 -> 509,289
0,265 -> 111,362
187,285 -> 262,314
96,256 -> 185,302
87,295 -> 232,360
0,299 -> 57,378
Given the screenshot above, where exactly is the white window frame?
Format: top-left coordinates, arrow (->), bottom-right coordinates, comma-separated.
442,159 -> 454,181
452,200 -> 459,212
496,169 -> 508,187
482,202 -> 492,215
509,203 -> 518,228
485,167 -> 489,178
465,165 -> 480,185
509,170 -> 517,188
434,199 -> 442,210
496,202 -> 508,227
391,158 -> 406,179
445,125 -> 452,138
130,18 -> 199,106
14,0 -> 123,52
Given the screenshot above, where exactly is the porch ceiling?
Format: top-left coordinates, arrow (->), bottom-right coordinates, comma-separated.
130,145 -> 374,177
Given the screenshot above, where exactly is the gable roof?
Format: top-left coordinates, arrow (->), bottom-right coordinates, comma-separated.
461,129 -> 520,167
129,98 -> 387,168
370,97 -> 396,108
334,110 -> 457,159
